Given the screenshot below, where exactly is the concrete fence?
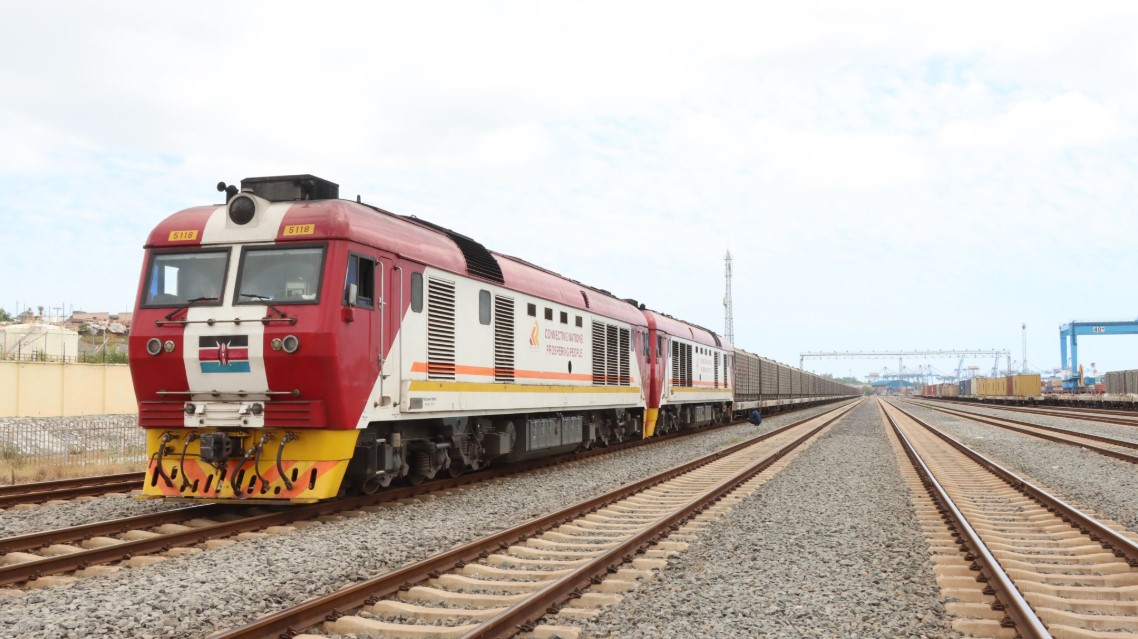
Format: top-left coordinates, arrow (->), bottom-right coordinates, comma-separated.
0,361 -> 137,417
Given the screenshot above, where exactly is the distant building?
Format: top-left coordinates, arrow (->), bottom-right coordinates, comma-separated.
66,311 -> 132,335
0,323 -> 81,361
70,312 -> 111,324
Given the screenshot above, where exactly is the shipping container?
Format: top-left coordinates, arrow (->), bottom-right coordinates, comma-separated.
1006,373 -> 1041,397
733,350 -> 762,401
1105,369 -> 1138,395
940,383 -> 959,397
777,362 -> 791,396
977,377 -> 1002,397
761,358 -> 778,396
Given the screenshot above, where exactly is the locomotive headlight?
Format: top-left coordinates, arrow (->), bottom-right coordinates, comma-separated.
228,195 -> 256,225
163,340 -> 176,353
146,338 -> 162,356
249,403 -> 264,416
281,335 -> 300,353
270,338 -> 283,351
184,403 -> 196,416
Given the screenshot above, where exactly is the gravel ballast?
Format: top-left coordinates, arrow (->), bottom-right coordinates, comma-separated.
577,399 -> 956,639
898,399 -> 1138,533
0,401 -> 852,638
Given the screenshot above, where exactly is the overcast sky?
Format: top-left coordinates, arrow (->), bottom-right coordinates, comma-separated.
3,2 -> 1136,380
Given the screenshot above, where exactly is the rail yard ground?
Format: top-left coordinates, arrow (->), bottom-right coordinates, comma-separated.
3,398 -> 1138,637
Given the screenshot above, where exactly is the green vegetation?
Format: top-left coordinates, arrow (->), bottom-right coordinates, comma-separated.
78,334 -> 129,364
0,308 -> 11,322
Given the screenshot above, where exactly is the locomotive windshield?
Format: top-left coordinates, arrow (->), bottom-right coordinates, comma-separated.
142,250 -> 228,306
236,246 -> 325,304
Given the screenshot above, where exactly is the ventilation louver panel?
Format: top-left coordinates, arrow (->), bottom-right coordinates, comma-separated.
678,342 -> 692,387
401,217 -> 504,284
449,234 -> 504,283
671,341 -> 680,387
494,296 -> 515,383
619,327 -> 630,386
606,325 -> 618,387
426,277 -> 456,380
714,352 -> 720,388
592,321 -> 606,385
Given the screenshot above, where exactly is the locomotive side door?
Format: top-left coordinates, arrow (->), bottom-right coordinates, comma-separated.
374,256 -> 397,408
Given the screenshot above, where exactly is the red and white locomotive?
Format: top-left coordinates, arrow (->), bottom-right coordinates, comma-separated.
130,175 -> 747,502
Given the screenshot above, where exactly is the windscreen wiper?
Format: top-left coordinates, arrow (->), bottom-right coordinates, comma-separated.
164,296 -> 218,321
241,292 -> 288,319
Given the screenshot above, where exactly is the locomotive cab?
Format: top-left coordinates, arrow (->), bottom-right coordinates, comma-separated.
132,176 -> 373,502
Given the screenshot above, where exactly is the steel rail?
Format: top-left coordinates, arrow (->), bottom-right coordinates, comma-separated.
887,400 -> 1138,568
0,479 -> 142,508
904,400 -> 1138,464
879,400 -> 1050,638
0,399 -> 853,588
0,505 -> 223,555
208,400 -> 860,639
0,472 -> 143,497
924,398 -> 1138,427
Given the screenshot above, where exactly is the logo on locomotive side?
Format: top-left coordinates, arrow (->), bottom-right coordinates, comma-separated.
199,335 -> 251,373
529,321 -> 540,350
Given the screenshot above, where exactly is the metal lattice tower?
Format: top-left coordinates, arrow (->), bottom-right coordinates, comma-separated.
1021,323 -> 1027,373
723,250 -> 734,345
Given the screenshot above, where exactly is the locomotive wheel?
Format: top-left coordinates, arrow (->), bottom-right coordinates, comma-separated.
445,462 -> 465,478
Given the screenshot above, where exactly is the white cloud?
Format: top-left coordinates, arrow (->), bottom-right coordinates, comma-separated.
3,1 -> 1138,374
940,92 -> 1122,150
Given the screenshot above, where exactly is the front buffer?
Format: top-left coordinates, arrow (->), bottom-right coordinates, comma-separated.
141,427 -> 359,503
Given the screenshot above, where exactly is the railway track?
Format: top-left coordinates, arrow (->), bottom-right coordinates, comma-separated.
923,398 -> 1138,428
0,399 -> 854,592
0,472 -> 144,509
880,398 -> 1138,638
207,400 -> 861,639
903,399 -> 1138,465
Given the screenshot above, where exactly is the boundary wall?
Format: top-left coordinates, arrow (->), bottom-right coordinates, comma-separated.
0,361 -> 136,417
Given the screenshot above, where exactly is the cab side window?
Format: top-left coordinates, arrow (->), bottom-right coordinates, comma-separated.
411,272 -> 424,312
344,254 -> 376,309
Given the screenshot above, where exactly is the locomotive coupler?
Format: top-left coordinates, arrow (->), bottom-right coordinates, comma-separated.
199,431 -> 243,463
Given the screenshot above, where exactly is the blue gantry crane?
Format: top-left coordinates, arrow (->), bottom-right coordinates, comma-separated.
1059,318 -> 1138,388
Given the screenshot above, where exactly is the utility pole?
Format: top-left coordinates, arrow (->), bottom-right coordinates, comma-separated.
723,250 -> 734,345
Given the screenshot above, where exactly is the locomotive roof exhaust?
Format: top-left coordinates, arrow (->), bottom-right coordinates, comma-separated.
215,174 -> 339,203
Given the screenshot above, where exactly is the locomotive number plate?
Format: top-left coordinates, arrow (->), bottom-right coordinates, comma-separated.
168,230 -> 198,241
284,224 -> 315,236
